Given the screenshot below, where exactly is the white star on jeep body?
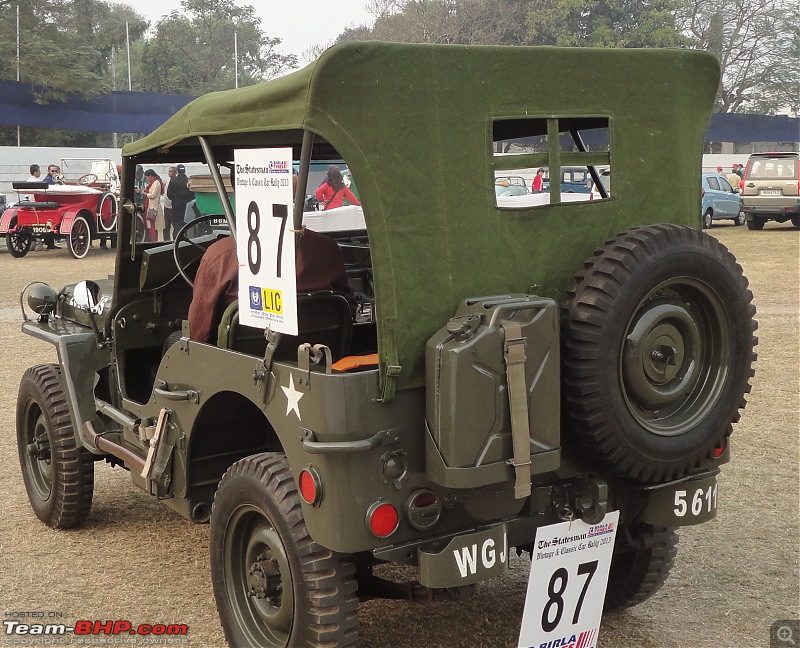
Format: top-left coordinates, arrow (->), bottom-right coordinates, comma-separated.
281,374 -> 303,419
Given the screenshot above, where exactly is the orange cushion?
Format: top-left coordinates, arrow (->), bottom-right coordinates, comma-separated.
332,353 -> 380,372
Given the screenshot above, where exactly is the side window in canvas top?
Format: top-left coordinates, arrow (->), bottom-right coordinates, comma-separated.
492,117 -> 611,209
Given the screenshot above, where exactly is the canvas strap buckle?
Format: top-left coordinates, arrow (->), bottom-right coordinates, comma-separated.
501,320 -> 532,500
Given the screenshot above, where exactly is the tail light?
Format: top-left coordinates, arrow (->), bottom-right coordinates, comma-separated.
404,489 -> 442,531
712,441 -> 726,458
366,501 -> 399,538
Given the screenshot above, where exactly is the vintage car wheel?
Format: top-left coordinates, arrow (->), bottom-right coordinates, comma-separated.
702,209 -> 713,229
605,524 -> 678,611
562,224 -> 757,483
211,453 -> 359,648
6,217 -> 33,258
97,192 -> 118,232
16,364 -> 94,529
67,214 -> 92,259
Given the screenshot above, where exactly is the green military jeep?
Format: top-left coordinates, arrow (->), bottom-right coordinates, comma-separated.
16,43 -> 756,647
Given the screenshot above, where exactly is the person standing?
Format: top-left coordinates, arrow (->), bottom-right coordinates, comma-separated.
168,163 -> 194,225
162,166 -> 177,239
531,168 -> 545,193
143,169 -> 164,242
315,165 -> 360,210
39,164 -> 61,248
726,166 -> 741,192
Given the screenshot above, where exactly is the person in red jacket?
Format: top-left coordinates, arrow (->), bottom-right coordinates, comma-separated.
531,168 -> 545,193
315,165 -> 360,210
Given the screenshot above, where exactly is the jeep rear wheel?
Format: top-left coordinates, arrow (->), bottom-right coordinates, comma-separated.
605,524 -> 678,611
562,224 -> 757,483
16,364 -> 94,528
211,453 -> 359,648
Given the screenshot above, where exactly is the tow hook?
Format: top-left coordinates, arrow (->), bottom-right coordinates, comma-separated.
552,478 -> 608,525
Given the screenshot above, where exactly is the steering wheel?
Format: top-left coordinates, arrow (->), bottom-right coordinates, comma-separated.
173,214 -> 228,287
78,173 -> 98,185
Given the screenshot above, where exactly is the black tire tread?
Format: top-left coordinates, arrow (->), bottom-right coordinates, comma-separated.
562,224 -> 757,482
17,364 -> 94,528
605,525 -> 678,611
212,452 -> 359,647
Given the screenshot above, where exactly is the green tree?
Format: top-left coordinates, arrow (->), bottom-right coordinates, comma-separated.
676,0 -> 800,114
0,0 -> 147,99
525,0 -> 687,47
139,0 -> 297,95
331,0 -> 530,47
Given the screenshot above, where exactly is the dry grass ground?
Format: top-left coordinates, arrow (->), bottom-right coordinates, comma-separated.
0,221 -> 797,647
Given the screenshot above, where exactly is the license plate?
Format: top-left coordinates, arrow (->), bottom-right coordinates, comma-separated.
638,474 -> 718,526
760,189 -> 781,196
30,224 -> 51,232
418,523 -> 508,588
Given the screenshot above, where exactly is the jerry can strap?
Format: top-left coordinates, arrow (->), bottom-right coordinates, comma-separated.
501,319 -> 532,499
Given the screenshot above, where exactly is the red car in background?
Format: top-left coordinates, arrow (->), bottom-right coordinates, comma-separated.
0,180 -> 118,259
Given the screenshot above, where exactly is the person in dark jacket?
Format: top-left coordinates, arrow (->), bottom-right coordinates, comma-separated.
167,164 -> 194,225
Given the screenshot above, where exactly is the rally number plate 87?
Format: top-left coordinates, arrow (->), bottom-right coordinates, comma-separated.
639,474 -> 718,526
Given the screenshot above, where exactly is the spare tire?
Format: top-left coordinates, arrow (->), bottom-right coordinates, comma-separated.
562,224 -> 757,483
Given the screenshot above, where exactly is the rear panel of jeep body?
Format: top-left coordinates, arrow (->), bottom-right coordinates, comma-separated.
17,42 -> 757,648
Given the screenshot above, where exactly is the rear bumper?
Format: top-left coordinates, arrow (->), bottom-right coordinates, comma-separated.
742,202 -> 800,216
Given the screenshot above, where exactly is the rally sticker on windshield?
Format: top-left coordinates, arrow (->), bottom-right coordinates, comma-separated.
518,511 -> 619,648
235,148 -> 297,335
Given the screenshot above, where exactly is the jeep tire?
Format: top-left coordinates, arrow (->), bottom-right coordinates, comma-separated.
562,224 -> 757,482
211,453 -> 359,648
16,364 -> 94,528
605,524 -> 678,611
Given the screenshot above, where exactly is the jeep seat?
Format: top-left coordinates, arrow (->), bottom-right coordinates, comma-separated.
217,291 -> 353,360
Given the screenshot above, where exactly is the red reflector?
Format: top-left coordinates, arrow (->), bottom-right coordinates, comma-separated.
298,469 -> 319,505
712,442 -> 726,458
368,503 -> 399,538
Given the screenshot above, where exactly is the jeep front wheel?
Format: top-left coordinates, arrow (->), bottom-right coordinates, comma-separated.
16,364 -> 94,528
605,524 -> 678,611
211,453 -> 359,647
562,224 -> 757,483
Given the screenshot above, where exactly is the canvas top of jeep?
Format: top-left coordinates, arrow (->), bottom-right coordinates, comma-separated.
17,42 -> 757,648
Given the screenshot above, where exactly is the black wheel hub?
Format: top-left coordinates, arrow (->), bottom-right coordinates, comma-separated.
247,554 -> 283,604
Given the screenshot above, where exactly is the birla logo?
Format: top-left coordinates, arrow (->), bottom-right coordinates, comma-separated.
249,286 -> 262,310
532,629 -> 597,648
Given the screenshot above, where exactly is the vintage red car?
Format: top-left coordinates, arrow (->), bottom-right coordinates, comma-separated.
0,181 -> 118,259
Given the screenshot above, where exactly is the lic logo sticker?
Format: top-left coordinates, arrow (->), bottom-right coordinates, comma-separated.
249,286 -> 262,311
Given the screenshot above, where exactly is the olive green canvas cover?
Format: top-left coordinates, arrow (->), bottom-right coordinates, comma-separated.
124,42 -> 720,393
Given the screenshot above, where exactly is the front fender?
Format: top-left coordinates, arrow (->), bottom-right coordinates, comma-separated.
22,319 -> 110,452
58,208 -> 93,234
